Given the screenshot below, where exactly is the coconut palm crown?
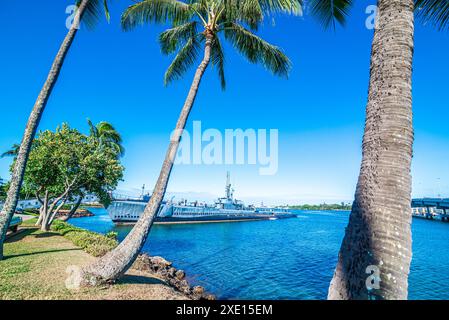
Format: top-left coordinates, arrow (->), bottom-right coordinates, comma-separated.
122,0 -> 306,89
87,119 -> 125,157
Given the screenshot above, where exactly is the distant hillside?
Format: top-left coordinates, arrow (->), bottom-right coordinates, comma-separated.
288,203 -> 352,211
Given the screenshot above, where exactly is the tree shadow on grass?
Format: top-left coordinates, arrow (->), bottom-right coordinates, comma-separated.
34,232 -> 60,238
5,228 -> 36,243
6,229 -> 60,243
118,274 -> 167,286
5,248 -> 82,260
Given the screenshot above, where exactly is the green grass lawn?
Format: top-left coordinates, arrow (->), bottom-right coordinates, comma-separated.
21,218 -> 38,227
1,228 -> 93,299
0,227 -> 188,300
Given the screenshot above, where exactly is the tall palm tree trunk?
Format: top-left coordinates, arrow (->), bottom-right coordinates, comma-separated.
0,0 -> 88,260
74,35 -> 213,287
328,0 -> 415,300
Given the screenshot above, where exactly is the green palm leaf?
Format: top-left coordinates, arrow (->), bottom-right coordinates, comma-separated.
211,36 -> 226,89
224,22 -> 291,77
87,120 -> 125,157
121,0 -> 191,31
308,0 -> 354,29
1,144 -> 21,158
87,118 -> 98,138
258,0 -> 303,14
223,0 -> 264,30
164,37 -> 201,85
223,0 -> 302,30
416,0 -> 449,31
76,0 -> 111,30
160,21 -> 198,54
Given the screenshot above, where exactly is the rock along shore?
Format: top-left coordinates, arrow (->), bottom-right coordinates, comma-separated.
56,209 -> 94,219
131,254 -> 216,300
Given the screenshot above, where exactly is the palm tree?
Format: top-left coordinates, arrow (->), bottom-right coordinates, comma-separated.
74,0 -> 301,286
328,0 -> 449,300
72,0 -> 352,287
87,119 -> 125,157
0,0 -> 110,260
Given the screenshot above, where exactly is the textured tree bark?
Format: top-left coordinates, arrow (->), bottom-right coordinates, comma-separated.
328,0 -> 415,300
62,195 -> 83,222
0,0 -> 88,259
39,183 -> 73,231
48,196 -> 69,227
74,35 -> 214,287
36,191 -> 48,227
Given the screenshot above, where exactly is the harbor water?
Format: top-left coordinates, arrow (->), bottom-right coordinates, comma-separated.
70,208 -> 449,300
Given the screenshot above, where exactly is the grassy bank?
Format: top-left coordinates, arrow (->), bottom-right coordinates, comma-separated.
0,225 -> 188,300
51,220 -> 118,257
19,219 -> 118,256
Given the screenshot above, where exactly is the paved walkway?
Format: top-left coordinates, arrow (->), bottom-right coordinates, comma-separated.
15,214 -> 36,221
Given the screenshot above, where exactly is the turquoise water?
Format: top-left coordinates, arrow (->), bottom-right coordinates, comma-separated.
70,208 -> 449,300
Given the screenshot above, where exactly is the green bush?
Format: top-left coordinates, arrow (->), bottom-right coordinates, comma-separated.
51,221 -> 118,257
105,231 -> 118,240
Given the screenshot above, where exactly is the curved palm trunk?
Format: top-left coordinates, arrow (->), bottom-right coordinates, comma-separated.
0,0 -> 88,260
328,0 -> 415,300
75,35 -> 213,287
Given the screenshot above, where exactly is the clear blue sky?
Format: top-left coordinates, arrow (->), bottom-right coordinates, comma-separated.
1,1 -> 448,205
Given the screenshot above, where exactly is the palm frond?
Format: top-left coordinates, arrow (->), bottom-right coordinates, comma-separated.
258,0 -> 303,15
76,0 -> 111,30
415,0 -> 449,31
224,22 -> 291,77
222,0 -> 302,30
308,0 -> 354,29
87,118 -> 98,138
97,122 -> 123,144
189,0 -> 210,25
121,0 -> 191,31
223,0 -> 264,30
164,36 -> 201,85
88,120 -> 125,157
1,144 -> 21,158
211,36 -> 226,90
159,21 -> 198,54
104,0 -> 111,22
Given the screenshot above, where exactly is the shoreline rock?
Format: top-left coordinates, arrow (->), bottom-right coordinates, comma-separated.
131,254 -> 216,300
56,209 -> 94,219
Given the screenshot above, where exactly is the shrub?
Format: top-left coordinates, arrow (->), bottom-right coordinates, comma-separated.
51,221 -> 118,257
105,231 -> 118,240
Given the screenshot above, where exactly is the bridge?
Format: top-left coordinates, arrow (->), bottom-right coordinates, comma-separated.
411,198 -> 449,221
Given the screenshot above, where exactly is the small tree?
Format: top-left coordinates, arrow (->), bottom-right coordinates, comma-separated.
13,123 -> 124,231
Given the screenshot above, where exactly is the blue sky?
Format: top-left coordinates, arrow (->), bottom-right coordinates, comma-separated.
0,1 -> 448,205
